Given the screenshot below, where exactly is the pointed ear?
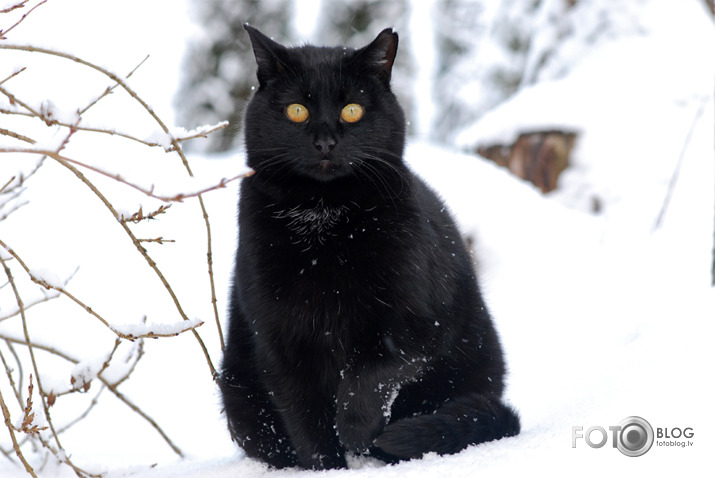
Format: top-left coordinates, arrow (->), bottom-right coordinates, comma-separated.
354,28 -> 399,85
244,24 -> 289,87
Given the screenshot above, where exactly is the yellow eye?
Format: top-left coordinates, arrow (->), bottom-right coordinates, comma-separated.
286,103 -> 309,123
341,103 -> 364,123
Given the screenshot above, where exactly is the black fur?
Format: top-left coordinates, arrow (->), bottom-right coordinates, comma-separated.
219,25 -> 520,470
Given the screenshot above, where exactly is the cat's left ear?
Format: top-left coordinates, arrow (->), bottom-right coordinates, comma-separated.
244,24 -> 290,87
354,28 -> 399,86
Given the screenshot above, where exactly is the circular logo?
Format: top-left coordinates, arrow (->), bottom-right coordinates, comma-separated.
617,416 -> 654,457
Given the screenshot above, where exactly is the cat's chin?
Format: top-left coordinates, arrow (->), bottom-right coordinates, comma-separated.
299,159 -> 352,183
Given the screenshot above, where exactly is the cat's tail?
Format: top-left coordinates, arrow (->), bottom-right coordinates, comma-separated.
373,393 -> 520,460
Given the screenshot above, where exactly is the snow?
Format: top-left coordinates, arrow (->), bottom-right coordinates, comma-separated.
110,317 -> 204,340
1,0 -> 714,477
27,267 -> 66,289
144,122 -> 231,151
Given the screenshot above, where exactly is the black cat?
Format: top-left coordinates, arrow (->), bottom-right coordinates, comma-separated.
219,25 -> 520,470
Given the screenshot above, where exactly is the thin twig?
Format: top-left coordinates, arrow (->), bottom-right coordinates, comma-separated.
652,97 -> 708,232
0,147 -> 248,203
0,127 -> 36,144
0,249 -> 74,474
0,0 -> 45,39
0,1 -> 29,15
0,66 -> 27,87
120,204 -> 171,224
1,152 -> 218,373
0,240 -> 204,341
0,334 -> 183,458
0,85 -> 41,117
0,42 -> 230,373
138,237 -> 176,245
0,387 -> 37,477
77,55 -> 149,116
0,177 -> 17,195
0,257 -> 39,477
0,290 -> 60,322
0,105 -> 228,150
0,346 -> 24,409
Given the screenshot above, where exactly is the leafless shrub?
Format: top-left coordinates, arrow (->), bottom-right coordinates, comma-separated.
0,2 -> 246,475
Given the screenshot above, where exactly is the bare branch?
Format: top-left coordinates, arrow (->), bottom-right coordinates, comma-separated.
0,42 -> 232,363
1,240 -> 206,342
0,387 -> 37,477
0,147 -> 250,203
0,289 -> 60,322
0,0 -> 45,39
0,333 -> 184,458
0,9 -> 237,471
0,66 -> 27,87
0,127 -> 36,144
0,256 -> 40,477
0,1 -> 29,15
137,237 -> 176,245
653,96 -> 708,232
120,204 -> 171,224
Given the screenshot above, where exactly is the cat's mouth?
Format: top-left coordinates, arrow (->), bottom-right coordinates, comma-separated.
310,157 -> 347,181
293,154 -> 351,182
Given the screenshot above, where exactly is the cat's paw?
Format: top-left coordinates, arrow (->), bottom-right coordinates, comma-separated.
302,451 -> 348,470
336,410 -> 384,452
335,381 -> 387,452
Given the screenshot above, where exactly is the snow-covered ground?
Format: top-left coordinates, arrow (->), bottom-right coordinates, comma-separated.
1,1 -> 714,477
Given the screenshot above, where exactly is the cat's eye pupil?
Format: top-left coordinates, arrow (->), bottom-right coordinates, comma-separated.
341,103 -> 364,123
286,104 -> 309,123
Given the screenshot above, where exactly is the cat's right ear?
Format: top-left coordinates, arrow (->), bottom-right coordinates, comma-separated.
244,24 -> 289,87
354,28 -> 399,86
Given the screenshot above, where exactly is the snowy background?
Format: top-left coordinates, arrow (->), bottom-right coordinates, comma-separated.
1,0 -> 714,477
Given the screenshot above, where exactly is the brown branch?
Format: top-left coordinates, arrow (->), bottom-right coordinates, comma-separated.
0,66 -> 27,87
77,55 -> 149,116
0,387 -> 37,477
0,0 -> 45,39
0,177 -> 15,195
0,348 -> 23,409
120,204 -> 171,224
0,240 -> 204,342
55,387 -> 104,435
0,43 -> 225,157
0,42 -> 229,373
0,147 -> 249,203
0,85 -> 41,117
137,237 -> 176,245
0,157 -> 44,198
0,256 -> 41,477
0,127 -> 36,144
20,156 -> 215,373
0,105 -> 228,150
0,289 -> 60,322
0,1 -> 29,15
0,334 -> 184,458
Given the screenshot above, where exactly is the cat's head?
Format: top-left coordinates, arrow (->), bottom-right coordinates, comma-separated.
243,25 -> 406,187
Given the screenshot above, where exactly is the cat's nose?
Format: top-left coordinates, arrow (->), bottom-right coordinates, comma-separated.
314,138 -> 336,154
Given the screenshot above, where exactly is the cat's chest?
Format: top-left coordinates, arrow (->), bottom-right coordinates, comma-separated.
271,202 -> 349,245
266,201 -> 391,251
256,202 -> 399,294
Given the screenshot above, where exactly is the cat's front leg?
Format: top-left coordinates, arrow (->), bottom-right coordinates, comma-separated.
335,344 -> 423,452
265,371 -> 348,470
335,370 -> 392,451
